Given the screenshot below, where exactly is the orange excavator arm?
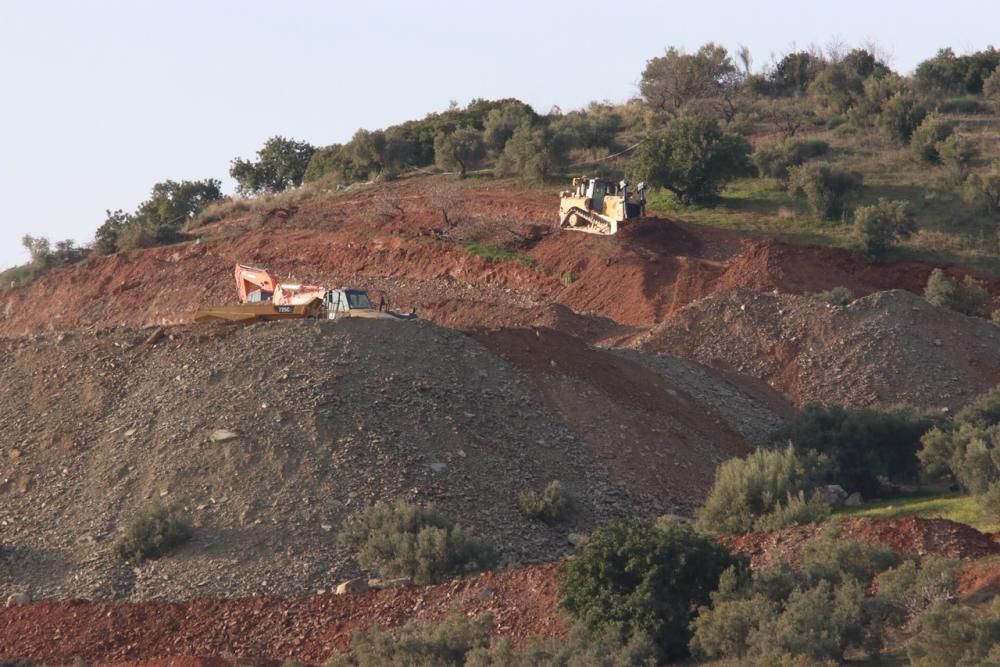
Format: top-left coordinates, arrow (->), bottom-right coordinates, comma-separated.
234,263 -> 280,303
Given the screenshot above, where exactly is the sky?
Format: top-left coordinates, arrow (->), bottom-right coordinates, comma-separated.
1,0 -> 998,270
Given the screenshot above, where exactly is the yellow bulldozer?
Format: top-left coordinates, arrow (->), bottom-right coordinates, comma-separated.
558,177 -> 646,235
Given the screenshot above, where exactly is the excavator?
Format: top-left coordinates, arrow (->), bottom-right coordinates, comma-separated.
194,264 -> 416,323
558,177 -> 646,235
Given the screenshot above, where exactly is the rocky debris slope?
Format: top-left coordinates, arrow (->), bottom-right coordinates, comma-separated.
0,563 -> 564,666
0,319 -> 780,601
721,517 -> 1000,570
638,288 -> 1000,408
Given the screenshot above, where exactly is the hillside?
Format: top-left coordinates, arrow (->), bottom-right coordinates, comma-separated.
0,318 -> 780,600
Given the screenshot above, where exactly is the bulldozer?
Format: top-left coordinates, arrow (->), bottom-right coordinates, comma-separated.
558,177 -> 646,235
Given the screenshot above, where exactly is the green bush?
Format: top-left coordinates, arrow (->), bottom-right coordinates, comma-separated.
337,501 -> 498,585
938,96 -> 990,114
910,114 -> 953,163
878,92 -> 927,144
919,387 -> 1000,494
466,627 -> 657,667
518,480 -> 574,524
787,162 -> 862,220
113,503 -> 192,563
962,161 -> 1000,214
773,404 -> 934,498
692,534 -> 903,664
981,480 -> 1000,515
854,198 -> 916,255
696,444 -> 831,533
752,138 -> 830,180
495,120 -> 566,182
626,113 -> 752,204
938,134 -> 980,185
907,599 -> 1000,667
876,555 -> 959,620
809,286 -> 855,306
230,136 -> 316,195
434,126 -> 486,178
559,517 -> 735,660
923,268 -> 990,317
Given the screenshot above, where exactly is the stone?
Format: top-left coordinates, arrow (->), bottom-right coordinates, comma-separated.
429,462 -> 446,473
844,492 -> 864,506
210,429 -> 240,443
335,578 -> 370,595
814,484 -> 848,507
5,593 -> 30,607
567,532 -> 589,548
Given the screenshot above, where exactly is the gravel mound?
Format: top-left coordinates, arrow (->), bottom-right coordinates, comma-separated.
639,288 -> 1000,408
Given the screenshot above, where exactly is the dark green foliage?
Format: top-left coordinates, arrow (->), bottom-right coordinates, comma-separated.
113,503 -> 192,563
551,103 -> 624,159
518,480 -> 574,524
906,599 -> 1000,666
766,51 -> 826,97
923,268 -> 990,317
482,102 -> 539,155
696,444 -> 832,533
639,43 -> 737,111
919,387 -> 1000,494
692,534 -> 903,664
985,66 -> 1000,101
328,612 -> 657,667
915,47 -> 1000,97
230,136 -> 316,195
94,179 -> 223,254
963,161 -> 1000,213
938,96 -> 990,114
876,555 -> 959,619
495,121 -> 566,182
809,286 -> 854,306
337,501 -> 498,585
910,114 -> 953,163
434,127 -> 486,178
559,517 -> 735,660
854,198 -> 917,255
773,404 -> 934,498
753,138 -> 830,180
627,114 -> 751,204
981,480 -> 1000,515
938,134 -> 980,185
303,143 -> 358,184
878,92 -> 928,144
787,162 -> 862,219
342,609 -> 492,666
1,235 -> 88,289
807,49 -> 892,115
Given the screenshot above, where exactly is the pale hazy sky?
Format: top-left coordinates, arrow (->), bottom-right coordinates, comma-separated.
1,1 -> 997,270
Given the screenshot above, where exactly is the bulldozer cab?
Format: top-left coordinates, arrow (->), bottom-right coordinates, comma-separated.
325,288 -> 377,319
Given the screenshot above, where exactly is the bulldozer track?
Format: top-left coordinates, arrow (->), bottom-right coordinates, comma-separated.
559,207 -> 616,235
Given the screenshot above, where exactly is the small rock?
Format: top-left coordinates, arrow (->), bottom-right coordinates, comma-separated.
124,428 -> 136,438
478,586 -> 495,600
210,429 -> 240,443
335,578 -> 370,595
8,449 -> 21,460
844,492 -> 864,506
933,339 -> 943,347
429,462 -> 447,473
567,533 -> 589,548
5,593 -> 30,607
321,524 -> 333,532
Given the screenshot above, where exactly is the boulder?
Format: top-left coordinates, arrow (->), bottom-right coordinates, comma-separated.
814,485 -> 849,507
335,578 -> 370,595
5,593 -> 30,607
844,492 -> 864,506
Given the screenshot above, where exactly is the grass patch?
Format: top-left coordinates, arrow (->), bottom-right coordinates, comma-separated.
464,242 -> 535,266
833,489 -> 1000,533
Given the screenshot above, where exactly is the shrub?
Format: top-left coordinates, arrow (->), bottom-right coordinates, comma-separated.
230,136 -> 317,195
809,286 -> 854,306
696,444 -> 831,533
626,113 -> 752,204
910,114 -> 953,163
752,138 -> 830,180
495,121 -> 566,183
876,556 -> 959,619
773,404 -> 934,498
692,536 -> 903,664
751,490 -> 831,531
962,161 -> 1000,214
938,96 -> 990,114
878,92 -> 927,144
854,198 -> 916,256
113,503 -> 192,563
518,480 -> 574,524
337,501 -> 498,585
923,268 -> 990,317
919,387 -> 1000,493
938,134 -> 980,185
434,126 -> 486,178
559,517 -> 735,660
907,599 -> 1000,667
787,162 -> 862,220
981,480 -> 1000,515
466,627 -> 657,666
339,609 -> 492,666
